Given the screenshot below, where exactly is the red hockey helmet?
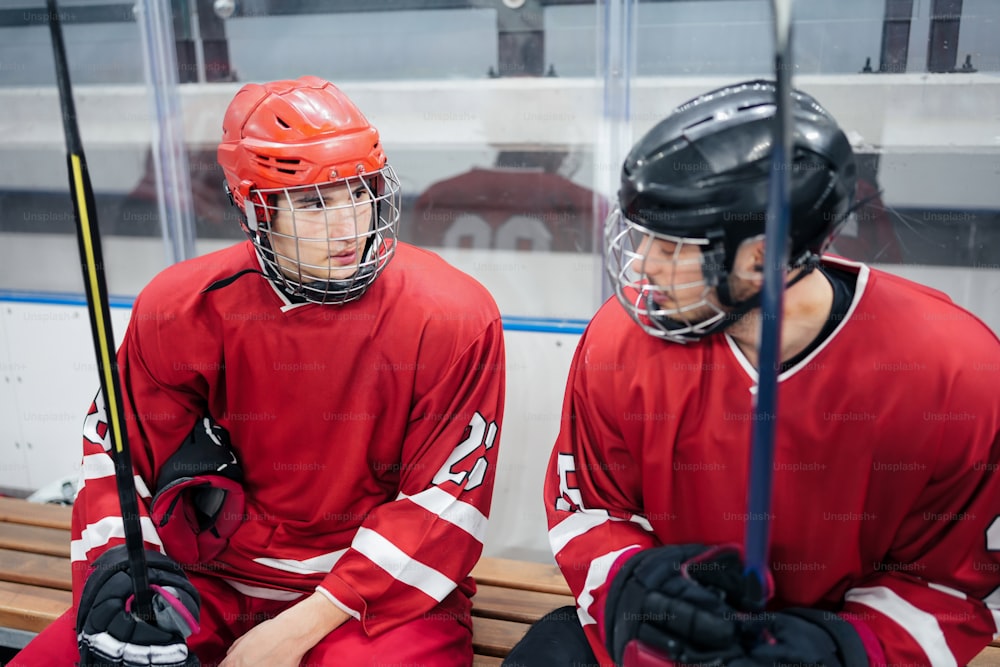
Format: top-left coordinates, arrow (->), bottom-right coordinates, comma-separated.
216,76 -> 400,304
218,75 -> 388,210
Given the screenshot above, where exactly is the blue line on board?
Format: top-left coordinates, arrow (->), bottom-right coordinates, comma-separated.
0,290 -> 589,335
0,289 -> 135,309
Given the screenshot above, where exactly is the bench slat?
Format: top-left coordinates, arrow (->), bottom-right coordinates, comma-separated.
471,557 -> 571,596
0,498 -> 72,531
0,581 -> 72,633
0,549 -> 72,591
471,616 -> 531,658
472,584 -> 572,624
0,522 -> 71,559
472,656 -> 504,667
970,645 -> 1000,666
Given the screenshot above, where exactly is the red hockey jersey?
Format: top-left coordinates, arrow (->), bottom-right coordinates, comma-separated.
545,258 -> 1000,666
72,240 -> 505,636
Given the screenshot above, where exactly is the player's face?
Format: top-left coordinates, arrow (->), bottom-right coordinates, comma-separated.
268,181 -> 374,283
631,235 -> 724,324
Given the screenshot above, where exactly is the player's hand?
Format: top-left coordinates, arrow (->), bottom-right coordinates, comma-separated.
604,543 -> 756,666
77,545 -> 201,667
219,592 -> 350,667
218,616 -> 308,667
733,608 -> 869,667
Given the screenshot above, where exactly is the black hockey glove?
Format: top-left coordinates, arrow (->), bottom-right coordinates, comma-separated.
77,545 -> 201,667
604,544 -> 757,667
734,607 -> 869,667
151,416 -> 245,564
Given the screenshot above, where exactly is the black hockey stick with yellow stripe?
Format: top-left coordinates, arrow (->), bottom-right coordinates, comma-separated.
744,0 -> 795,607
46,0 -> 153,620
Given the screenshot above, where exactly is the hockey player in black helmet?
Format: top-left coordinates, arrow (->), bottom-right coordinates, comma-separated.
503,79 -> 1000,667
605,79 -> 856,344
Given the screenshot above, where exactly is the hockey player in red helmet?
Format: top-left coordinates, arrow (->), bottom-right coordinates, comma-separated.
13,76 -> 505,667
503,80 -> 1000,667
216,76 -> 399,304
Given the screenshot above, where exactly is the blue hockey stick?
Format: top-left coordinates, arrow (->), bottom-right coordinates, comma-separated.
743,0 -> 795,607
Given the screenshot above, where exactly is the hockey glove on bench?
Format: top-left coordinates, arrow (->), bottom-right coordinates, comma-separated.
77,545 -> 201,667
151,416 -> 245,564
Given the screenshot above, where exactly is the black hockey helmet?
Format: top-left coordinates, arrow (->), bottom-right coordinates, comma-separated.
619,79 -> 856,271
604,80 -> 857,343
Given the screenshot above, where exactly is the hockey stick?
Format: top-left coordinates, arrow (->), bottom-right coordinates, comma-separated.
46,0 -> 154,620
743,0 -> 795,606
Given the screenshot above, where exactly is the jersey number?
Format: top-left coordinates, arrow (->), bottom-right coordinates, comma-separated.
444,214 -> 553,251
433,412 -> 497,491
82,390 -> 111,451
555,452 -> 583,512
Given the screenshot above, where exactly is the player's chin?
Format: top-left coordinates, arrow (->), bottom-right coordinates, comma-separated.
654,304 -> 717,327
649,292 -> 701,314
309,265 -> 360,282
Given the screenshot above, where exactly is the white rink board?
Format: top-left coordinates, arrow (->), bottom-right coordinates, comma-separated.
1,254 -> 998,562
0,296 -> 579,563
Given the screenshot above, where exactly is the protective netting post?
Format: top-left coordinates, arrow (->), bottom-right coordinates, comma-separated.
595,0 -> 637,305
135,0 -> 197,264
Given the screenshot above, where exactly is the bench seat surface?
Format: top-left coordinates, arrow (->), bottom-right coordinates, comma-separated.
1,497 -> 998,666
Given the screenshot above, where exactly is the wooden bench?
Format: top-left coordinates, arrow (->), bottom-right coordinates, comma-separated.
0,496 -> 572,666
1,495 -> 998,667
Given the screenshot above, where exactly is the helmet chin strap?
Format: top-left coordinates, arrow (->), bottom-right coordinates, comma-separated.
653,251 -> 821,340
294,249 -> 379,299
714,251 -> 819,313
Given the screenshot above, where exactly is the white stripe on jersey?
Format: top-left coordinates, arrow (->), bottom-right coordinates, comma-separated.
253,549 -> 347,575
928,582 -> 967,600
71,515 -> 163,561
81,453 -> 116,480
134,475 -> 152,499
397,487 -> 488,543
225,579 -> 304,601
576,545 -> 640,626
78,454 -> 152,498
846,586 -> 957,667
629,514 -> 654,532
548,510 -> 653,557
316,585 -> 362,620
352,527 -> 456,602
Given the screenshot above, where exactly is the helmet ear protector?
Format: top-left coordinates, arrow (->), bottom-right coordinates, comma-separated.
224,180 -> 261,233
